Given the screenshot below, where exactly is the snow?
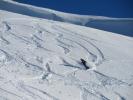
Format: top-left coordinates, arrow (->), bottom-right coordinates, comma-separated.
0,0 -> 133,36
0,0 -> 133,100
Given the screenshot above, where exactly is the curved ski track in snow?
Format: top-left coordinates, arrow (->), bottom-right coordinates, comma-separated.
0,14 -> 133,100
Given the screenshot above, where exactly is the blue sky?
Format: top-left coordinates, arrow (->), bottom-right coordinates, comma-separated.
18,0 -> 133,18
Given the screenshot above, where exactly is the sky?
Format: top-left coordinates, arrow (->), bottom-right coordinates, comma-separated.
17,0 -> 133,18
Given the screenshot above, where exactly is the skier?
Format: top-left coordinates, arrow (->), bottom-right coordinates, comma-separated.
80,58 -> 89,70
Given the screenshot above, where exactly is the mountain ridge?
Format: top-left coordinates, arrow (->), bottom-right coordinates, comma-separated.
0,0 -> 133,36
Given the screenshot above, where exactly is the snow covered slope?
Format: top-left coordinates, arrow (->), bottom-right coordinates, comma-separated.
0,0 -> 133,36
0,9 -> 133,100
0,1 -> 133,100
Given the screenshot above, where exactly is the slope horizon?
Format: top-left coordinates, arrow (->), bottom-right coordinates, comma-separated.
16,0 -> 133,18
0,0 -> 133,37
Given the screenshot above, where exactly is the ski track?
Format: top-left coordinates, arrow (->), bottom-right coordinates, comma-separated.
0,18 -> 133,100
0,87 -> 24,100
52,25 -> 105,65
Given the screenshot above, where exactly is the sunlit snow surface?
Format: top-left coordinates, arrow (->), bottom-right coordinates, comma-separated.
0,1 -> 133,100
0,0 -> 133,36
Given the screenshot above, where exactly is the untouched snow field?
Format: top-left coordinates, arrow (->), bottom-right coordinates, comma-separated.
0,0 -> 133,100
